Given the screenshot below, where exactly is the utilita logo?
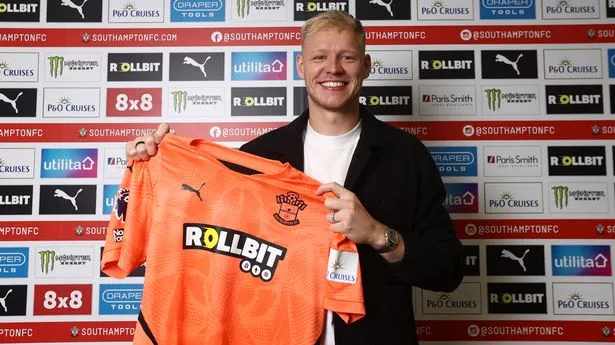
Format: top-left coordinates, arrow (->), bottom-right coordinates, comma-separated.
231,52 -> 286,81
552,245 -> 611,276
0,0 -> 40,22
418,50 -> 475,79
443,183 -> 478,213
428,146 -> 477,177
41,149 -> 97,178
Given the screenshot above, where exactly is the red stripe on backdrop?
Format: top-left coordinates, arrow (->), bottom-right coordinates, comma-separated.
0,24 -> 614,47
1,120 -> 614,142
454,219 -> 615,239
0,321 -> 136,343
415,320 -> 615,342
0,221 -> 108,241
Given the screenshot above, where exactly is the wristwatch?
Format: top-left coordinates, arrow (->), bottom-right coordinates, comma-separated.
376,227 -> 400,253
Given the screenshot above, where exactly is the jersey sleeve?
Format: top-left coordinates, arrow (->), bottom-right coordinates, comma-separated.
324,233 -> 365,324
101,160 -> 153,278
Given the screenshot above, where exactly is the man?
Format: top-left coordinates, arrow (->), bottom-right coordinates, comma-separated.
127,10 -> 463,345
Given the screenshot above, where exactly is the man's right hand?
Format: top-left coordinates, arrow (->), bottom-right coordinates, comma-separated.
126,123 -> 170,161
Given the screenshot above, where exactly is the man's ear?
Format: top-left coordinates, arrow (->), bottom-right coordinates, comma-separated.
362,54 -> 371,79
297,53 -> 305,79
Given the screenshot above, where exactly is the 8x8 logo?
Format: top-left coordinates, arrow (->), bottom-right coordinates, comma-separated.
106,88 -> 161,116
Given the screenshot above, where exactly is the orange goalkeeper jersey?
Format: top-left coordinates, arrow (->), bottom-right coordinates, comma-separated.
101,135 -> 365,345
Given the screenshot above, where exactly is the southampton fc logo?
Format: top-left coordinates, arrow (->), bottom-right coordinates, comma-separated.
274,191 -> 307,226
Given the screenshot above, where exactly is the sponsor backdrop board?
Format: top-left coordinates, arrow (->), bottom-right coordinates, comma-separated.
0,0 -> 614,344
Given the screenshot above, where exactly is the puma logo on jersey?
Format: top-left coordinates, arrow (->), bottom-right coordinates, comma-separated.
184,223 -> 287,282
181,182 -> 206,202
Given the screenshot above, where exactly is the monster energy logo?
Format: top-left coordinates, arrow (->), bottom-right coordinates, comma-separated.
484,88 -> 502,111
552,185 -> 569,209
38,250 -> 56,274
171,91 -> 187,113
48,56 -> 65,78
237,0 -> 250,17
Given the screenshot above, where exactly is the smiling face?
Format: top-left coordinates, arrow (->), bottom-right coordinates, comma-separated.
297,26 -> 370,116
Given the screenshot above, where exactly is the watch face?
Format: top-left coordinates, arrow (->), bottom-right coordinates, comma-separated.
388,228 -> 399,245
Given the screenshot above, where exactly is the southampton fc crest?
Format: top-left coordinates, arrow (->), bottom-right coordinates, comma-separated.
274,191 -> 307,226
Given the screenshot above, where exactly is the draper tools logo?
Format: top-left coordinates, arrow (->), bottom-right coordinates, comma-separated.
0,248 -> 28,278
169,88 -> 224,116
107,53 -> 162,82
545,85 -> 603,114
169,53 -> 224,81
39,184 -> 96,215
231,52 -> 286,81
231,87 -> 286,116
0,285 -> 27,316
356,0 -> 411,20
232,0 -> 287,21
47,0 -> 102,22
99,284 -> 143,314
184,223 -> 287,282
488,283 -> 546,314
480,0 -> 535,19
548,146 -> 606,176
553,283 -> 614,315
43,88 -> 100,118
359,86 -> 412,115
368,51 -> 412,80
171,0 -> 223,21
106,88 -> 162,116
481,50 -> 538,79
0,89 -> 36,117
552,245 -> 611,276
0,53 -> 38,82
41,148 -> 97,178
419,85 -> 475,115
482,85 -> 539,115
484,182 -> 543,214
443,183 -> 478,213
418,0 -> 473,20
542,0 -> 599,19
484,146 -> 541,177
418,50 -> 475,79
550,183 -> 608,214
0,0 -> 40,22
294,0 -> 348,20
428,146 -> 477,176
544,49 -> 601,79
109,0 -> 163,23
486,245 -> 545,276
0,185 -> 32,215
36,247 -> 94,278
0,148 -> 34,179
45,53 -> 101,82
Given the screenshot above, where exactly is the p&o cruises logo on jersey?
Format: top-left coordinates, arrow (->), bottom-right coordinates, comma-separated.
171,0 -> 223,21
548,146 -> 606,176
169,52 -> 224,81
549,183 -> 608,214
168,88 -> 224,116
35,247 -> 94,278
428,146 -> 477,176
109,0 -> 163,23
106,88 -> 162,116
45,53 -> 101,82
545,85 -> 603,114
553,283 -> 614,315
39,184 -> 96,215
232,0 -> 287,21
99,284 -> 143,314
231,87 -> 286,116
417,0 -> 473,20
103,148 -> 127,178
0,248 -> 28,278
422,282 -> 482,315
294,0 -> 348,20
488,283 -> 546,314
0,148 -> 34,179
47,0 -> 102,22
419,85 -> 475,115
359,86 -> 412,115
0,0 -> 39,22
0,285 -> 27,316
108,53 -> 162,82
484,182 -> 543,214
41,148 -> 97,178
103,184 -> 119,215
552,245 -> 611,276
418,50 -> 475,79
367,51 -> 412,80
482,85 -> 539,115
184,223 -> 287,282
43,88 -> 100,118
486,245 -> 545,276
0,53 -> 38,82
443,183 -> 478,213
543,0 -> 599,19
483,146 -> 541,177
33,284 -> 92,315
356,0 -> 411,20
0,185 -> 32,215
327,249 -> 359,284
481,50 -> 538,79
231,52 -> 286,81
544,49 -> 602,79
480,0 -> 535,19
0,89 -> 36,118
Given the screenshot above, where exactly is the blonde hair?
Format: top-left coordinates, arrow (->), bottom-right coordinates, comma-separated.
301,10 -> 366,53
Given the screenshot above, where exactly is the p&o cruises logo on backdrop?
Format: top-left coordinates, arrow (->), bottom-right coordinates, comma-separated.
0,53 -> 38,82
171,0 -> 224,21
422,282 -> 482,315
109,0 -> 163,23
43,88 -> 100,118
480,0 -> 536,19
417,0 -> 473,20
553,283 -> 614,315
542,0 -> 599,19
0,0 -> 39,22
294,0 -> 348,20
367,51 -> 412,80
0,148 -> 35,179
484,182 -> 543,214
544,49 -> 602,79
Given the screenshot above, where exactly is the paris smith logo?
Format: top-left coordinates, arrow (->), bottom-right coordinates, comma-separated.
273,191 -> 307,226
183,223 -> 287,282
